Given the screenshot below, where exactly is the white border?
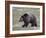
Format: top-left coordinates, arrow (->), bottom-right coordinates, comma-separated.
10,4 -> 43,34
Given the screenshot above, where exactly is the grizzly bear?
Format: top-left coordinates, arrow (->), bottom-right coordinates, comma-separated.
19,13 -> 37,27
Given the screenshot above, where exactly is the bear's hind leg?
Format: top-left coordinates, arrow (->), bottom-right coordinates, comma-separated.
35,23 -> 37,27
31,23 -> 34,27
31,23 -> 37,27
31,22 -> 35,27
22,25 -> 25,27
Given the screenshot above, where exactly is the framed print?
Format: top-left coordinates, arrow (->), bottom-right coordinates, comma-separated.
5,1 -> 45,37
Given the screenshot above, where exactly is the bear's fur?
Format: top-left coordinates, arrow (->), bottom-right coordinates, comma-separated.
19,13 -> 37,27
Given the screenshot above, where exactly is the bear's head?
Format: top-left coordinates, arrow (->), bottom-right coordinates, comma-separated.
19,13 -> 28,22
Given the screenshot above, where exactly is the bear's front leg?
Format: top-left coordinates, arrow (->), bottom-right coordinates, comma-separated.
22,23 -> 28,27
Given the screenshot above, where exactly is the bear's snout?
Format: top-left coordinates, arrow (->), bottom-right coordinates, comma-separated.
19,17 -> 23,22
